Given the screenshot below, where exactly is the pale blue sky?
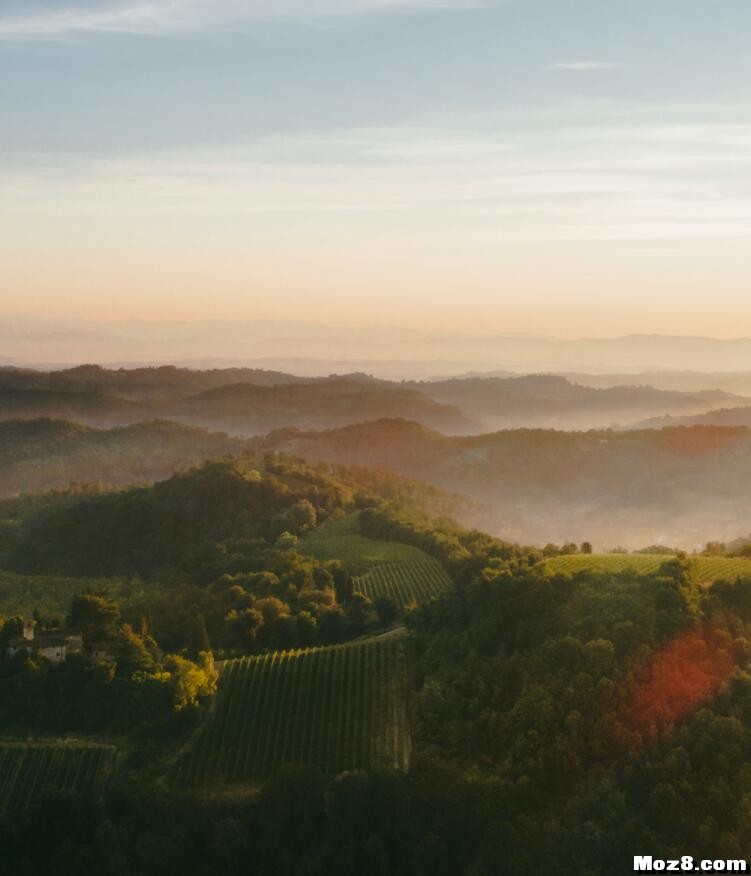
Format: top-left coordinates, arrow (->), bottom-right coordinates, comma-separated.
2,0 -> 751,335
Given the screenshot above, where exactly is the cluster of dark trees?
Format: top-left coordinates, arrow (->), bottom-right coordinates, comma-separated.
0,593 -> 217,738
0,765 -> 486,876
405,557 -> 751,872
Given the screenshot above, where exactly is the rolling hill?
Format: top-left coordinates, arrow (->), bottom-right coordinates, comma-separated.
634,405 -> 751,430
2,365 -> 747,435
0,418 -> 249,498
261,419 -> 751,549
170,378 -> 475,435
415,374 -> 748,430
0,369 -> 476,436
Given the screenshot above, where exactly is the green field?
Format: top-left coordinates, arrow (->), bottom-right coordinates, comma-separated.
302,514 -> 431,569
542,553 -> 751,583
172,631 -> 411,788
0,742 -> 116,813
352,559 -> 453,611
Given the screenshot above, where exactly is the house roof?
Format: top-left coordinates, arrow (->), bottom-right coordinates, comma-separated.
7,637 -> 31,649
36,636 -> 67,648
44,628 -> 82,639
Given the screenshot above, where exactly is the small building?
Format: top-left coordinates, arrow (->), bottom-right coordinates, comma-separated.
58,630 -> 83,655
6,637 -> 32,660
6,622 -> 84,665
35,635 -> 67,664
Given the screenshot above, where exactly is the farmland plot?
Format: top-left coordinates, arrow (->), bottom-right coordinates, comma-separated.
172,632 -> 411,788
352,559 -> 453,612
0,742 -> 115,813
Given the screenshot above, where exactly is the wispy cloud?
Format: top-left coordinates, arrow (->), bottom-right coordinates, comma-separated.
4,120 -> 751,244
547,61 -> 620,72
0,0 -> 489,39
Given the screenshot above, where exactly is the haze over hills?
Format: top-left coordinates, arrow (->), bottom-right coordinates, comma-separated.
261,418 -> 751,550
0,368 -> 476,435
6,316 -> 751,377
560,371 -> 751,397
412,374 -> 745,431
0,418 -> 249,498
6,361 -> 751,550
634,405 -> 751,431
1,364 -> 747,434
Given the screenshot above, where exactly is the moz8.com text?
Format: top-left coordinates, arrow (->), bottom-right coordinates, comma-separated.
635,857 -> 747,872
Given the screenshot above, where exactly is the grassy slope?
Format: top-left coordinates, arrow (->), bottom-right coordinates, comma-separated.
301,513 -> 430,569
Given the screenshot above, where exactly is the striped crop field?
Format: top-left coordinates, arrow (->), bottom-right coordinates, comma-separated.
172,632 -> 411,789
541,553 -> 751,584
352,559 -> 453,612
0,742 -> 116,813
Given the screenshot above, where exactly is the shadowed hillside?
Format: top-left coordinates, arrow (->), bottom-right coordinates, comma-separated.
0,418 -> 249,497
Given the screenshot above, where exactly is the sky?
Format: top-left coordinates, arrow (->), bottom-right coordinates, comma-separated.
1,0 -> 751,338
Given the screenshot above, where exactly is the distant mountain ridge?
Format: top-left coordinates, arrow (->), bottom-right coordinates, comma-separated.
412,374 -> 746,430
5,316 -> 751,375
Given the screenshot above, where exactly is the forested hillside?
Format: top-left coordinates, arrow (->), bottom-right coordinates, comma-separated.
2,462 -> 751,872
263,419 -> 751,548
0,418 -> 249,497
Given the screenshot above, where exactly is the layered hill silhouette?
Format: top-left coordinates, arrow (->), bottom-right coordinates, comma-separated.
260,418 -> 751,549
634,405 -> 751,430
1,365 -> 746,434
413,374 -> 744,429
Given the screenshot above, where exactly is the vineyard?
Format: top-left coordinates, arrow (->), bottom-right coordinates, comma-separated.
542,553 -> 751,584
0,742 -> 116,813
352,559 -> 453,612
172,632 -> 411,788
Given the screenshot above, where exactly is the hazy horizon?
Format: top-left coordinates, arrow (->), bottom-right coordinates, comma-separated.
3,0 -> 751,337
7,315 -> 751,377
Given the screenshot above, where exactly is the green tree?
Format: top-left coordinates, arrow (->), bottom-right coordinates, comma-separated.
373,595 -> 399,627
189,613 -> 211,658
346,593 -> 373,636
68,594 -> 120,642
